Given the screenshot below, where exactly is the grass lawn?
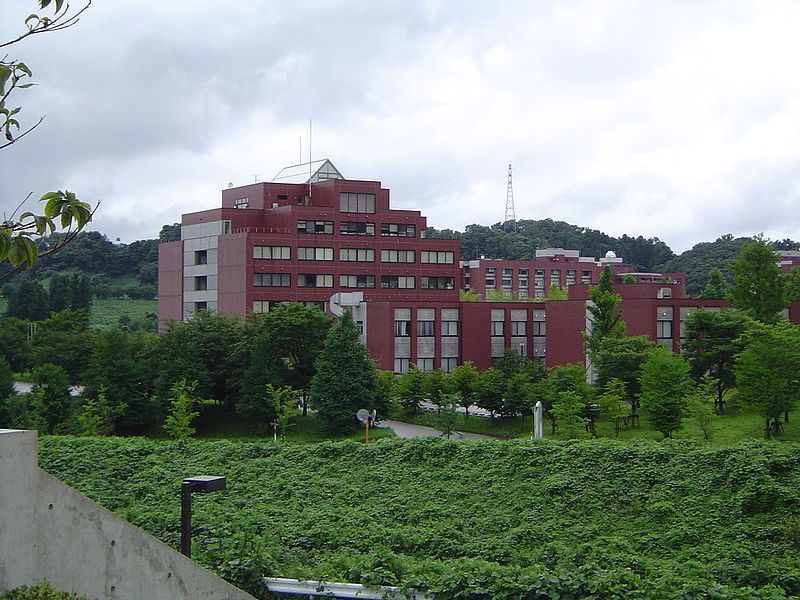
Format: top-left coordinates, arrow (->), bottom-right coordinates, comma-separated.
397,402 -> 800,445
89,298 -> 157,329
0,297 -> 156,329
144,403 -> 395,444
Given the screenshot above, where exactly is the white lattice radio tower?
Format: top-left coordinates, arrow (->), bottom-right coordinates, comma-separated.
504,164 -> 516,225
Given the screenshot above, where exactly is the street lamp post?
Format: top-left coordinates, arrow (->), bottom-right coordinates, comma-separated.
180,475 -> 226,558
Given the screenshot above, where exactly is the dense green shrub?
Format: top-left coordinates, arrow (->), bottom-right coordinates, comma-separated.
1,581 -> 94,599
38,437 -> 800,599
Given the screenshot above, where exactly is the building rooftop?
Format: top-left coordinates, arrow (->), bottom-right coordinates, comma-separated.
271,159 -> 344,184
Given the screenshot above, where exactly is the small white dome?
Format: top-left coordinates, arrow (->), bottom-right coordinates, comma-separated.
605,250 -> 617,258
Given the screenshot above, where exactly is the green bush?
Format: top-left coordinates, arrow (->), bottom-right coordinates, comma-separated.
1,581 -> 94,599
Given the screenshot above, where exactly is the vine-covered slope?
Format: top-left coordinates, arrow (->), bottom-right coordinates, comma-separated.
39,437 -> 800,599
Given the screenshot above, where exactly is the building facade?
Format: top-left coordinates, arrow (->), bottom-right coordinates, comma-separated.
158,161 -> 799,375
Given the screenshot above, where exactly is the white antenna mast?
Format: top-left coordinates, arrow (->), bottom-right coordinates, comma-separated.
308,119 -> 313,200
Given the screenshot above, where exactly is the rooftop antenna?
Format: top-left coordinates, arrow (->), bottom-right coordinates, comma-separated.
308,119 -> 312,201
504,163 -> 516,230
253,174 -> 260,183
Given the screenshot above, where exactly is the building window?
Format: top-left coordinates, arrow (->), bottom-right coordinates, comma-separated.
441,321 -> 458,336
658,287 -> 672,299
416,358 -> 434,371
551,269 -> 561,288
394,358 -> 410,374
297,274 -> 334,288
340,274 -> 375,288
297,247 -> 334,261
502,277 -> 512,287
194,276 -> 207,291
233,197 -> 249,209
421,276 -> 455,290
254,273 -> 290,287
381,223 -> 416,237
420,251 -> 454,264
340,221 -> 375,236
297,220 -> 333,234
519,268 -> 528,275
194,301 -> 207,312
381,249 -> 415,263
533,321 -> 546,336
441,358 -> 458,373
340,248 -> 375,262
582,270 -> 592,284
486,277 -> 496,288
657,306 -> 674,339
340,192 -> 376,214
195,250 -> 208,265
381,275 -> 415,289
253,246 -> 290,260
394,320 -> 410,336
491,321 -> 504,336
417,320 -> 435,337
566,270 -> 577,285
511,321 -> 526,336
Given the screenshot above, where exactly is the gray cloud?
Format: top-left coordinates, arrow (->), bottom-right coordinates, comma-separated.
2,0 -> 800,254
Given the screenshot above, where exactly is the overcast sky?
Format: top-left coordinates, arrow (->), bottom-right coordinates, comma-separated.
2,0 -> 800,254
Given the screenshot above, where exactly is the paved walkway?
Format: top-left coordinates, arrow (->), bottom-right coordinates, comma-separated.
379,419 -> 493,441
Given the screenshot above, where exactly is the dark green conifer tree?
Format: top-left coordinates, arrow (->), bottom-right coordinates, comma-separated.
309,310 -> 378,432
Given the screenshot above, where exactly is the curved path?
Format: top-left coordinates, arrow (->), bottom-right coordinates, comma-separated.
379,419 -> 493,441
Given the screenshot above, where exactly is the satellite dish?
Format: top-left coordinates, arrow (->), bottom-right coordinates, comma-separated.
227,182 -> 234,189
356,409 -> 370,423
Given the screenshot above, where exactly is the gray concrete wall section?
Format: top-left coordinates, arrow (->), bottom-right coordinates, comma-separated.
0,429 -> 255,600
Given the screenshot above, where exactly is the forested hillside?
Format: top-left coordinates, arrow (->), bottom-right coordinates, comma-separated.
40,436 -> 800,600
426,219 -> 675,272
428,221 -> 800,296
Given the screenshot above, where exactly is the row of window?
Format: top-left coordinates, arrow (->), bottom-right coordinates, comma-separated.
297,220 -> 416,237
490,321 -> 546,336
254,246 -> 454,264
253,273 -> 455,289
486,268 -> 589,287
394,358 -> 458,373
395,320 -> 459,337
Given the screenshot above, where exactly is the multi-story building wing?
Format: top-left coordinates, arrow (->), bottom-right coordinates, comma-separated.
158,160 -> 460,323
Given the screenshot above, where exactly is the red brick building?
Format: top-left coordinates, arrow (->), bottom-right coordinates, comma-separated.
158,161 -> 799,375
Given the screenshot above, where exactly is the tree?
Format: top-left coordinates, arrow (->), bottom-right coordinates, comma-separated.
684,377 -> 717,442
309,310 -> 379,432
735,320 -> 800,438
638,347 -> 690,438
584,267 -> 626,368
268,384 -> 299,441
448,362 -> 479,417
0,355 -> 15,426
786,265 -> 800,302
155,311 -> 244,406
1,2 -> 94,270
729,238 -> 787,323
6,279 -> 49,320
261,303 -> 333,415
547,363 -> 593,434
593,335 -> 654,414
594,378 -> 628,437
82,328 -> 152,433
0,317 -> 32,372
47,273 -> 71,312
396,365 -> 427,414
163,380 -> 201,440
236,332 -> 288,426
474,368 -> 505,415
29,362 -> 71,434
76,390 -> 117,436
68,273 -> 92,311
30,309 -> 91,383
682,309 -> 749,410
550,391 -> 590,439
697,267 -> 728,299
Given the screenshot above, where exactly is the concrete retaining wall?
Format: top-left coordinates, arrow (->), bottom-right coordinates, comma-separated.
0,429 -> 255,600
